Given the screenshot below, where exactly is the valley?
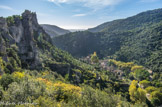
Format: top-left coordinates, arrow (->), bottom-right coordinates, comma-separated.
0,9 -> 161,107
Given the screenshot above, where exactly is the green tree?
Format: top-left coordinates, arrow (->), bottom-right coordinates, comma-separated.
129,80 -> 146,103
6,16 -> 15,26
0,57 -> 5,73
0,74 -> 14,90
91,52 -> 99,63
129,80 -> 138,102
150,91 -> 162,105
136,88 -> 146,103
139,80 -> 151,89
145,86 -> 157,93
134,69 -> 150,81
151,98 -> 161,106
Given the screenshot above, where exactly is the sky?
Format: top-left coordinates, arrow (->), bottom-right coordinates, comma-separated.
0,0 -> 162,29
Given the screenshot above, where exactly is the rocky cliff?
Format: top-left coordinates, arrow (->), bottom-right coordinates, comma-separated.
0,10 -> 52,69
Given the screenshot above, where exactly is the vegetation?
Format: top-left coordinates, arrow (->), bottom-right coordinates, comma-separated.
0,9 -> 161,107
6,15 -> 22,26
91,52 -> 99,63
52,8 -> 162,73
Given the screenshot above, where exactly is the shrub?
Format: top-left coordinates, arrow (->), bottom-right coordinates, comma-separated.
0,57 -> 5,72
91,52 -> 99,63
129,80 -> 146,103
134,69 -> 150,81
6,16 -> 15,26
139,80 -> 151,89
76,86 -> 122,107
151,97 -> 161,106
131,65 -> 144,72
150,91 -> 162,104
0,74 -> 14,90
145,86 -> 157,93
12,72 -> 25,82
4,79 -> 46,103
53,82 -> 81,102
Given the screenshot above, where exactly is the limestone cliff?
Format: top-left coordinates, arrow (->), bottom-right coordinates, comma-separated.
0,10 -> 52,69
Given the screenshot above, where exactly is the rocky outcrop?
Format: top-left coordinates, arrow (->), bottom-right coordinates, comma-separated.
18,10 -> 40,69
0,10 -> 52,69
0,17 -> 15,45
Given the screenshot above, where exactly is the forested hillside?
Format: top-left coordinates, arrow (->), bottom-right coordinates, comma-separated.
0,10 -> 161,107
52,8 -> 162,72
41,24 -> 70,38
88,8 -> 162,32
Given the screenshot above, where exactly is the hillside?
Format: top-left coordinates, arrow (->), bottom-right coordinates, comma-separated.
88,8 -> 162,32
41,24 -> 70,38
0,10 -> 132,106
0,10 -> 161,107
52,8 -> 162,72
0,10 -> 99,84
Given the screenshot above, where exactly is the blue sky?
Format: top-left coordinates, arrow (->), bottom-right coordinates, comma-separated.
0,0 -> 162,29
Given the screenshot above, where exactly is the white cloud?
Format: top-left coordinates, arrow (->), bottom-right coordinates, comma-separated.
72,13 -> 86,17
48,0 -> 123,9
0,5 -> 14,11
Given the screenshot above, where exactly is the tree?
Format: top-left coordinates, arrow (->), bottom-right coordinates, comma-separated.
150,91 -> 162,105
136,88 -> 146,103
77,86 -> 121,107
129,80 -> 146,103
129,80 -> 138,102
145,86 -> 157,93
91,52 -> 99,63
0,57 -> 5,74
12,72 -> 25,82
152,72 -> 161,81
53,82 -> 81,102
139,80 -> 151,89
131,65 -> 144,71
151,98 -> 161,106
0,74 -> 14,90
134,69 -> 150,81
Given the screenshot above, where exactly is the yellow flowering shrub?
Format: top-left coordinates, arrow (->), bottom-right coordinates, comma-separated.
109,59 -> 134,70
53,82 -> 81,101
12,72 -> 25,80
129,80 -> 146,103
129,80 -> 138,102
42,71 -> 49,76
131,65 -> 144,71
36,77 -> 52,86
0,57 -> 5,71
91,52 -> 99,63
86,70 -> 96,78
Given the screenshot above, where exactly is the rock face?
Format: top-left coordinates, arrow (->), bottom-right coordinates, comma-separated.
0,10 -> 52,69
0,17 -> 15,45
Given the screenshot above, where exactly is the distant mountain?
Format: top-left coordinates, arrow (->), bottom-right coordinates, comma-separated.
88,8 -> 162,32
53,8 -> 162,72
68,29 -> 86,32
41,24 -> 70,38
